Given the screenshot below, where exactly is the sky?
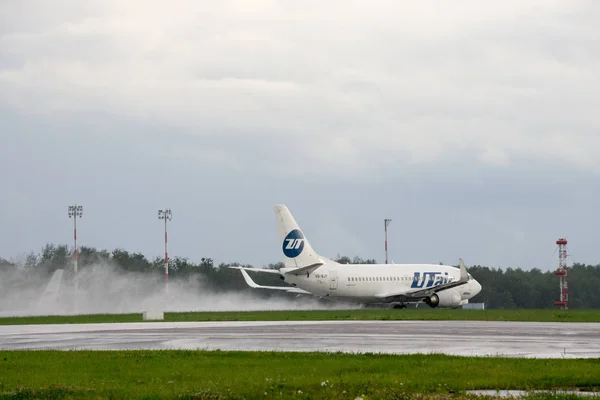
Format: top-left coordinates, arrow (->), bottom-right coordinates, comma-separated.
1,0 -> 599,271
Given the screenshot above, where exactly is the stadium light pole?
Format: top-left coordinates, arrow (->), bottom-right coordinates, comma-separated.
68,205 -> 83,275
384,218 -> 392,264
68,204 -> 83,310
158,209 -> 172,292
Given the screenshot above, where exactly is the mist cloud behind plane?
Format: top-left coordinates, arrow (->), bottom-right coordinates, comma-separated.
0,264 -> 356,317
1,1 -> 599,271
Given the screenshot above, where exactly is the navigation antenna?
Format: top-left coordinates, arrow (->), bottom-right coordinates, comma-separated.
553,238 -> 569,310
384,219 -> 392,264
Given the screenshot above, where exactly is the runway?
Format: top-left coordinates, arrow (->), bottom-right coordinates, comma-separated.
1,320 -> 599,358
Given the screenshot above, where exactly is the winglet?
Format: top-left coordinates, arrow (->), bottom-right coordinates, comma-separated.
240,268 -> 260,288
459,258 -> 468,282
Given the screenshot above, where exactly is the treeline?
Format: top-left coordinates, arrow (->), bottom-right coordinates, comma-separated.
466,264 -> 600,309
1,243 -> 599,309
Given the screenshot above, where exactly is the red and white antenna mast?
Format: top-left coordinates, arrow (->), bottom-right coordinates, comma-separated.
553,237 -> 568,310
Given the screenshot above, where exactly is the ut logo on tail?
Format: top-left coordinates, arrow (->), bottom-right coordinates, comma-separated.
283,229 -> 305,258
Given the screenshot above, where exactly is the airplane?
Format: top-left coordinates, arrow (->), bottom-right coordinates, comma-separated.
230,205 -> 482,309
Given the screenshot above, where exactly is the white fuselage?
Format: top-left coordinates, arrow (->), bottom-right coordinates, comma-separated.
281,263 -> 482,304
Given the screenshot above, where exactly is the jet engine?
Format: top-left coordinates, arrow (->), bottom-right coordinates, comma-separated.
424,289 -> 462,308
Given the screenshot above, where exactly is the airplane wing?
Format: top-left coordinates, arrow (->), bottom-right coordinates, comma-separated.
229,262 -> 324,276
374,259 -> 470,303
35,269 -> 64,314
236,268 -> 312,295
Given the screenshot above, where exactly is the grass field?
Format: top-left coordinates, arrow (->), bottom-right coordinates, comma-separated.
1,308 -> 600,325
0,350 -> 598,399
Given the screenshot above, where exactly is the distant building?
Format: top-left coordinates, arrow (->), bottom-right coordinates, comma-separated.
461,302 -> 485,310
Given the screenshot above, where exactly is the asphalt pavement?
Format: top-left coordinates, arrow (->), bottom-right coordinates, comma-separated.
1,320 -> 598,358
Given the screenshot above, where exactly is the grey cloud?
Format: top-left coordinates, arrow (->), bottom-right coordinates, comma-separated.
2,1 -> 599,173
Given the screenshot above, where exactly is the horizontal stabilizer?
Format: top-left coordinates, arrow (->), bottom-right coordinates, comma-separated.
228,266 -> 281,274
238,269 -> 311,295
285,262 -> 324,276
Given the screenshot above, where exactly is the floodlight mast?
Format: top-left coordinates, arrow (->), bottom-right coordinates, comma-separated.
158,209 -> 172,290
68,205 -> 83,276
68,204 -> 83,311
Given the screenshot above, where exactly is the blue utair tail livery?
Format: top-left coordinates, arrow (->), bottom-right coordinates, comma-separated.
230,204 -> 482,309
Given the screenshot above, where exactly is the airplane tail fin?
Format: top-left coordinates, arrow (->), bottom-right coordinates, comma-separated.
274,205 -> 322,268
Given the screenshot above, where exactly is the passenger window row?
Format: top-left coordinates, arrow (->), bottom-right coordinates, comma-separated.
346,276 -> 456,283
347,276 -> 413,282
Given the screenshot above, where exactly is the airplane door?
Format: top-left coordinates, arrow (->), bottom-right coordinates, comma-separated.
329,270 -> 338,291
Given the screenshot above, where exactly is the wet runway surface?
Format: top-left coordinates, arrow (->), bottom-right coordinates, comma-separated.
1,320 -> 599,358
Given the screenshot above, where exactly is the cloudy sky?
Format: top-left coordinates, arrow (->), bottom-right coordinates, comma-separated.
1,0 -> 599,271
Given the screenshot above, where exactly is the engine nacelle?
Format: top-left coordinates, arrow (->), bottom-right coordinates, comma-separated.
424,289 -> 462,308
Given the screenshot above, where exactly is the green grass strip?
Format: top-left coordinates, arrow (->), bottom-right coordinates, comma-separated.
0,351 -> 598,399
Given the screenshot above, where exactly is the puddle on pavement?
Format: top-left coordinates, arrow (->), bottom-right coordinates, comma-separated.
467,390 -> 599,398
